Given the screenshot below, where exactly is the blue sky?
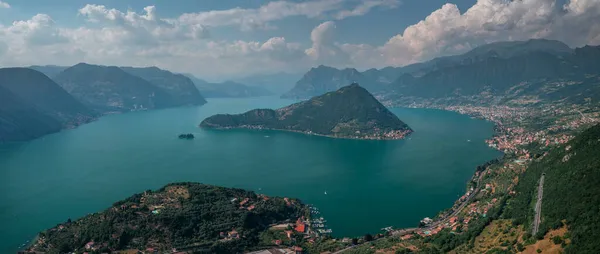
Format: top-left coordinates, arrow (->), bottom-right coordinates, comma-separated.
2,0 -> 477,45
0,0 -> 598,80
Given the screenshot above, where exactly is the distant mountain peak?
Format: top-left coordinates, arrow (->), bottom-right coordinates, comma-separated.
344,82 -> 362,89
283,66 -> 384,99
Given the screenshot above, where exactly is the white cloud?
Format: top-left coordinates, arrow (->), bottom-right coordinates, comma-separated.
305,21 -> 351,66
327,0 -> 600,69
2,0 -> 600,79
0,0 -> 394,78
0,11 -> 306,78
78,4 -> 206,42
0,1 -> 9,8
2,14 -> 68,47
177,0 -> 401,31
333,0 -> 400,20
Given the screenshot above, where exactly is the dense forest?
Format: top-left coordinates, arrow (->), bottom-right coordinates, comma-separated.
29,183 -> 306,253
505,124 -> 600,253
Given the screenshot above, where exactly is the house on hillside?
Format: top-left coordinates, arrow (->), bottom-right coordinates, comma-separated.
295,218 -> 306,233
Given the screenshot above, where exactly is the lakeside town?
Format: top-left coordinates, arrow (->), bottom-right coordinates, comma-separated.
234,99 -> 600,254
291,97 -> 598,253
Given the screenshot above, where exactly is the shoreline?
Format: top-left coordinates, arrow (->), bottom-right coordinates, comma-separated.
200,126 -> 413,141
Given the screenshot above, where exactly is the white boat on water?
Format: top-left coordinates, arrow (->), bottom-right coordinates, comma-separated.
324,191 -> 327,195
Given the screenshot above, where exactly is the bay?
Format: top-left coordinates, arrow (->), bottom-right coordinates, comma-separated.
0,97 -> 501,252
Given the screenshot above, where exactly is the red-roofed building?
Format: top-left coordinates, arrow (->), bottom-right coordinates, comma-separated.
295,220 -> 306,233
401,234 -> 412,240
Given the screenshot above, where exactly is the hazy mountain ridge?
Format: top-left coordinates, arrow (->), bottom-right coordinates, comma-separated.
281,65 -> 388,99
121,67 -> 207,106
233,72 -> 303,94
54,63 -> 180,113
186,74 -> 273,98
28,65 -> 68,79
201,83 -> 412,140
0,68 -> 96,142
387,45 -> 600,106
286,39 -> 600,106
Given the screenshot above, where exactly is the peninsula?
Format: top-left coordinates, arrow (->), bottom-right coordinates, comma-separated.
200,83 -> 412,140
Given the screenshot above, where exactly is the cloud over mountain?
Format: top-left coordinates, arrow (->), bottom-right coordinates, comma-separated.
0,0 -> 599,78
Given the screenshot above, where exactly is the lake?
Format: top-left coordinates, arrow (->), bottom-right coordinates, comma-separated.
0,97 -> 502,252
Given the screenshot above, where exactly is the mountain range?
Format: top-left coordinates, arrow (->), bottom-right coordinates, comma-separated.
282,39 -> 600,106
4,38 -> 600,143
201,83 -> 412,140
54,63 -> 182,113
1,64 -> 212,142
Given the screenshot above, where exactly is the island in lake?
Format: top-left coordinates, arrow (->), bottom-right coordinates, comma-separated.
200,83 -> 413,140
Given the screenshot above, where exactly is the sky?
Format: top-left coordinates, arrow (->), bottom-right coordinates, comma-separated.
0,0 -> 599,80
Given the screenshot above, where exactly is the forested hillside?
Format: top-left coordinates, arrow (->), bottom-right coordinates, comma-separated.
0,68 -> 96,142
201,84 -> 412,140
29,183 -> 306,253
0,86 -> 62,142
506,124 -> 600,253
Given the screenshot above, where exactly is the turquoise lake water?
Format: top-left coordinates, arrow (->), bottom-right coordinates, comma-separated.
0,97 -> 502,252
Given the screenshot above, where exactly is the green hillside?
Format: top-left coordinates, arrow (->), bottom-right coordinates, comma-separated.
506,124 -> 600,253
0,86 -> 62,142
28,183 -> 306,253
201,83 -> 412,140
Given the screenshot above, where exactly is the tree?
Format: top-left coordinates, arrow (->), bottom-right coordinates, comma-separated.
364,234 -> 373,242
516,243 -> 525,252
351,238 -> 359,245
552,236 -> 563,245
395,248 -> 413,254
